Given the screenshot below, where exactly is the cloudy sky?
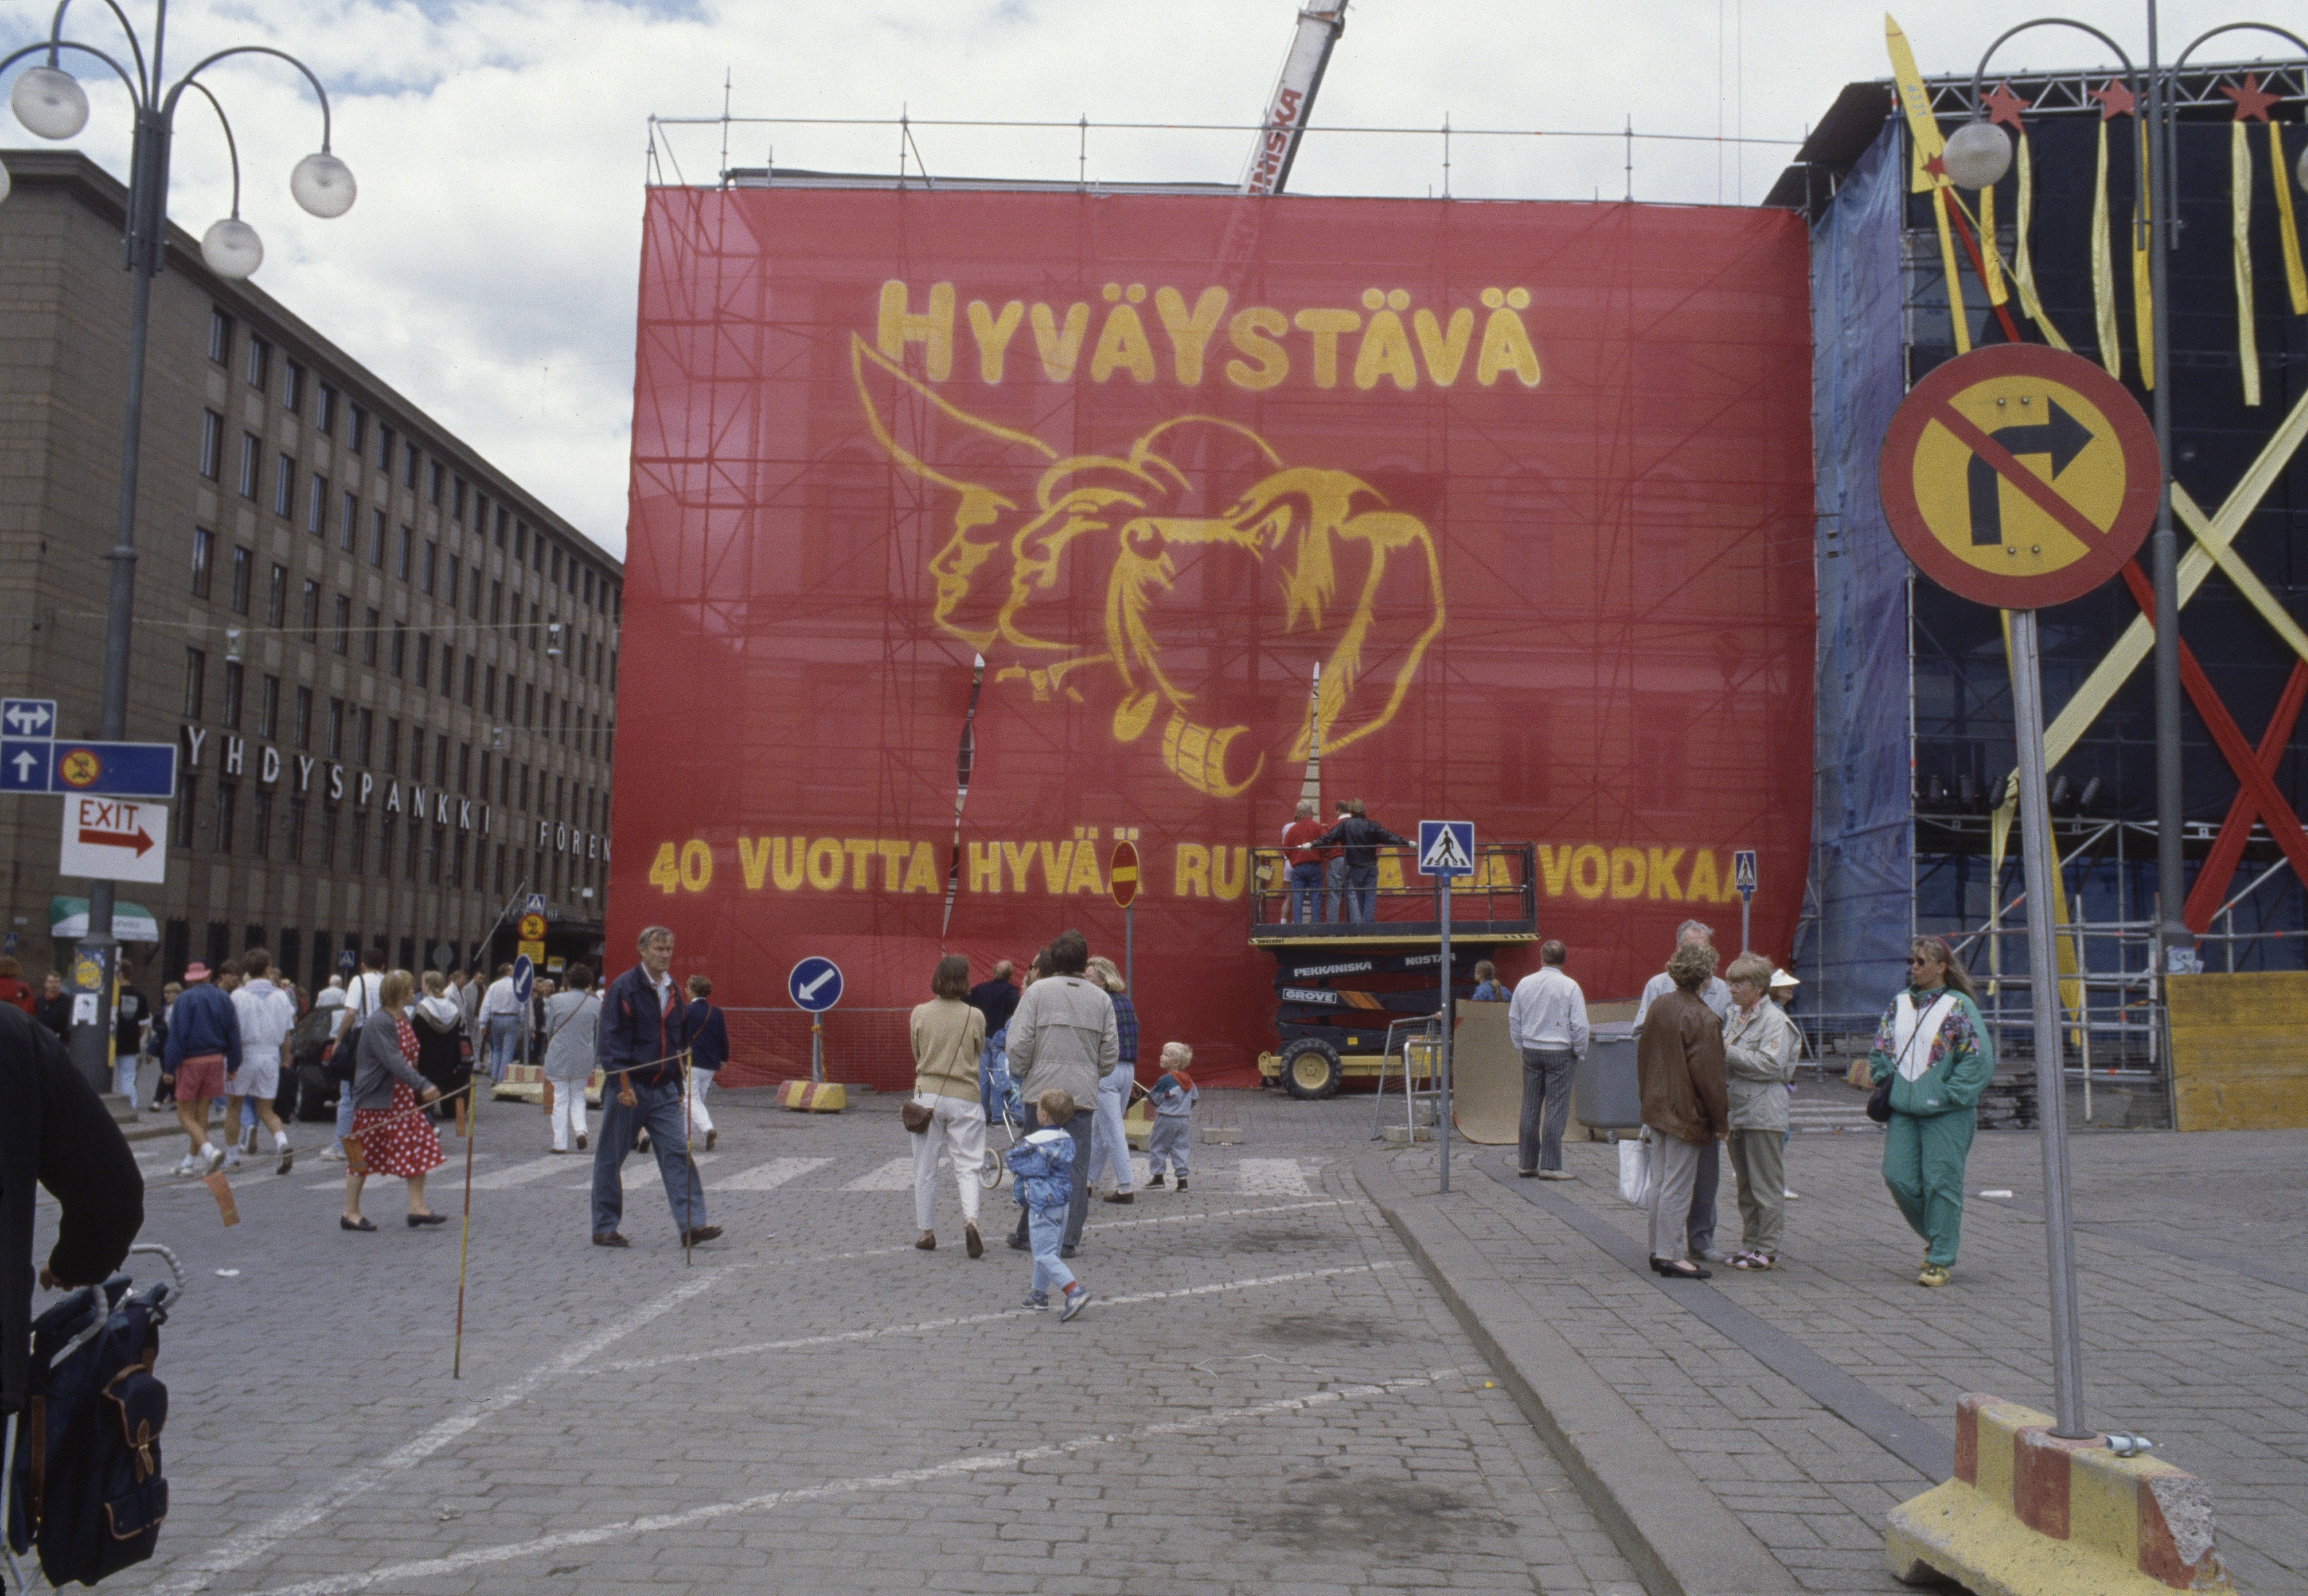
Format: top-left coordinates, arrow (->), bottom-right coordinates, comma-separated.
1,0 -> 2280,557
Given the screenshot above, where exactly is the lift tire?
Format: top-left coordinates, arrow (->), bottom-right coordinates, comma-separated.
1280,1039 -> 1343,1100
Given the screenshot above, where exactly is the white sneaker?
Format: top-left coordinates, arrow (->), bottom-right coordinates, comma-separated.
223,1151 -> 245,1171
319,1144 -> 346,1162
238,1126 -> 258,1155
173,1154 -> 198,1177
201,1143 -> 227,1174
1782,1187 -> 1800,1200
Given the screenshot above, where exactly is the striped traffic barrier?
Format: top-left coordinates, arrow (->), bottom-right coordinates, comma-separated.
774,1080 -> 848,1113
1886,1393 -> 2233,1593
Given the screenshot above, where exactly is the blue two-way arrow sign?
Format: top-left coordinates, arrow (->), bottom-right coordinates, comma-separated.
1,700 -> 56,738
788,956 -> 844,1012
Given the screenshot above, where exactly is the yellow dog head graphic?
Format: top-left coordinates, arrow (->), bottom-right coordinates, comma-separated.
854,336 -> 1444,798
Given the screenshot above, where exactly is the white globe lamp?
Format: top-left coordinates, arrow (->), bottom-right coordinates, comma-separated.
1942,119 -> 2013,190
201,217 -> 263,279
290,151 -> 356,218
12,64 -> 89,140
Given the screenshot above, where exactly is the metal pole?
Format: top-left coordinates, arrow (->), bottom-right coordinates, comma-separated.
2010,608 -> 2089,1437
2144,0 -> 2187,967
810,1013 -> 823,1085
1124,901 -> 1133,994
1437,869 -> 1453,1194
1740,893 -> 1752,955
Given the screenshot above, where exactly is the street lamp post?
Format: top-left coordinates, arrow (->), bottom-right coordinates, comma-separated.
1945,9 -> 2308,1443
2,4 -> 353,1095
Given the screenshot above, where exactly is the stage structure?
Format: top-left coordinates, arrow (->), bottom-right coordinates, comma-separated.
613,173 -> 1815,1079
1782,51 -> 2308,1108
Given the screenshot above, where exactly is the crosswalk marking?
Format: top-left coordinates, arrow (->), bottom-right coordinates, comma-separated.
1238,1158 -> 1310,1196
716,1157 -> 830,1191
842,1157 -> 916,1191
469,1156 -> 570,1191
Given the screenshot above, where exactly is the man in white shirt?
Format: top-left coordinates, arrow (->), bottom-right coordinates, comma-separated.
1633,919 -> 1733,1263
320,949 -> 386,1162
479,963 -> 523,1081
1507,940 -> 1589,1180
226,947 -> 299,1174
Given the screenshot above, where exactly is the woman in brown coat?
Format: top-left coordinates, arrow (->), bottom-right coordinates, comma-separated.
1636,942 -> 1730,1279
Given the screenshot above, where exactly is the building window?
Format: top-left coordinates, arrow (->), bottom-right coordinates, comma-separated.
173,778 -> 197,847
200,411 -> 223,479
468,567 -> 483,618
209,308 -> 232,364
377,423 -> 395,474
406,819 -> 422,882
390,623 -> 406,678
429,824 -> 445,885
340,490 -> 358,552
251,788 -> 272,860
550,544 -> 563,583
293,686 -> 312,749
266,563 -> 287,626
286,797 -> 306,863
427,459 -> 443,505
283,360 -> 305,416
274,455 -> 295,517
384,717 -> 400,774
349,405 -> 367,455
257,674 -> 279,739
439,644 -> 455,700
362,608 -> 380,667
300,580 -> 319,645
317,384 -> 337,436
333,594 -> 351,656
221,660 -> 243,728
368,509 -> 386,567
445,553 -> 460,610
404,442 -> 420,490
191,528 -> 215,597
216,781 -> 237,855
453,478 -> 467,521
528,602 -> 540,649
228,546 -> 252,614
375,813 -> 393,877
356,707 -> 374,766
326,697 -> 344,759
489,581 -> 502,626
422,541 -> 437,595
436,734 -> 450,793
414,633 -> 431,689
325,803 -> 342,871
514,521 -> 528,561
182,647 -> 206,719
395,524 -> 411,580
457,741 -> 472,793
484,663 -> 498,714
461,653 -> 476,708
474,492 -> 489,534
451,832 -> 466,889
245,336 -> 269,391
238,434 -> 260,499
306,474 -> 326,537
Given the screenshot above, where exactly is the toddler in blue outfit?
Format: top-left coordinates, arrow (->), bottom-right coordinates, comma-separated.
1008,1088 -> 1090,1321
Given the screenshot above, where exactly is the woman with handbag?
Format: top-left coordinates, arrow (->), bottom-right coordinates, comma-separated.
340,969 -> 447,1232
907,954 -> 988,1256
1864,936 -> 1995,1288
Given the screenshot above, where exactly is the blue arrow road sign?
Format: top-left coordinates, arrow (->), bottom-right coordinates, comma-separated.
48,741 -> 175,799
511,954 -> 535,1005
788,956 -> 844,1012
0,741 -> 53,792
1417,820 -> 1476,877
1,700 -> 56,738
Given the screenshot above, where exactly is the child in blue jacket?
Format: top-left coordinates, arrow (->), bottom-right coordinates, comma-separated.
1007,1088 -> 1090,1321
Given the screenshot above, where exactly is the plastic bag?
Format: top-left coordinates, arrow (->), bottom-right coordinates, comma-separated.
1616,1133 -> 1653,1209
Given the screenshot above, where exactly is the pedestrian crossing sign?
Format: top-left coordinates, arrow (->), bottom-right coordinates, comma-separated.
1417,820 -> 1475,877
1733,849 -> 1757,899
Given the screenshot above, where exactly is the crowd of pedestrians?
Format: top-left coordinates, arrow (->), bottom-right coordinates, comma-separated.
904,929 -> 1204,1324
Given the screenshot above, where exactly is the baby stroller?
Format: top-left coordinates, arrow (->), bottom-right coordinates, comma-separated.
978,1026 -> 1025,1189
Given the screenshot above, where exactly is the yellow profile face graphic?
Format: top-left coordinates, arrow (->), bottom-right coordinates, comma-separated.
853,337 -> 1446,798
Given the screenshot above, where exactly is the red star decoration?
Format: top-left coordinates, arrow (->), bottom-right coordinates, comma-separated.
2221,72 -> 2278,123
2090,78 -> 2136,120
1983,82 -> 2029,131
1924,153 -> 1947,180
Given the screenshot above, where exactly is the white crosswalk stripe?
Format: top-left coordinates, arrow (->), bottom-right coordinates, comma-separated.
842,1157 -> 916,1191
468,1156 -> 570,1191
1237,1158 -> 1311,1196
715,1156 -> 830,1191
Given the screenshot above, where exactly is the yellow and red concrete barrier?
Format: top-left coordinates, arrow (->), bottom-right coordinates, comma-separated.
774,1080 -> 847,1113
1886,1393 -> 2233,1593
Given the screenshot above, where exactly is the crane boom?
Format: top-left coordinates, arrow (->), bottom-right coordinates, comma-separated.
1242,3 -> 1348,196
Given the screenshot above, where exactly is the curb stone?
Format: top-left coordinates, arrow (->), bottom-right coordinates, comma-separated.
1354,1152 -> 1796,1596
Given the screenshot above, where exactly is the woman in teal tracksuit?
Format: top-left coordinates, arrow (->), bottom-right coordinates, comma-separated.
1866,936 -> 1994,1288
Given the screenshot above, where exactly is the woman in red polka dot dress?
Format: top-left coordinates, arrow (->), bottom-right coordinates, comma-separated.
340,968 -> 448,1232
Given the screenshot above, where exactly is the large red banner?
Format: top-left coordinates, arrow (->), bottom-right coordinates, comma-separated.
616,187 -> 1814,1075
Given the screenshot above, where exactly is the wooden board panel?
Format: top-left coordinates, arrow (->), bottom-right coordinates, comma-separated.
2167,972 -> 2308,1132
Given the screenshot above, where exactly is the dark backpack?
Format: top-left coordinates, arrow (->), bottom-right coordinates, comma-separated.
5,1276 -> 172,1587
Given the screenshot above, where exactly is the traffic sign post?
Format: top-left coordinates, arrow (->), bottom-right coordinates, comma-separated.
789,957 -> 844,1084
512,954 -> 535,1082
1733,849 -> 1758,954
1110,838 -> 1140,992
1880,342 -> 2159,1441
1417,821 -> 1475,1194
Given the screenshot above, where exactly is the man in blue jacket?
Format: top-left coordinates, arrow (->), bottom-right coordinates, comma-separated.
590,925 -> 718,1249
162,961 -> 241,1177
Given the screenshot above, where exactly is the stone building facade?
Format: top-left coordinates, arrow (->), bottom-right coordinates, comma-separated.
0,150 -> 619,993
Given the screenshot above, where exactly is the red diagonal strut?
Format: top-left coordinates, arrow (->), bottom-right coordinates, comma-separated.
2116,562 -> 2308,901
2182,658 -> 2308,933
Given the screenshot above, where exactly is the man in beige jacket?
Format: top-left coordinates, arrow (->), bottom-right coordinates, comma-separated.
1003,930 -> 1116,1258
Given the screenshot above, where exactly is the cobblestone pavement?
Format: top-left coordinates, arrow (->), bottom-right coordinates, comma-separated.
32,1090 -> 1641,1596
1384,1114 -> 2308,1594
